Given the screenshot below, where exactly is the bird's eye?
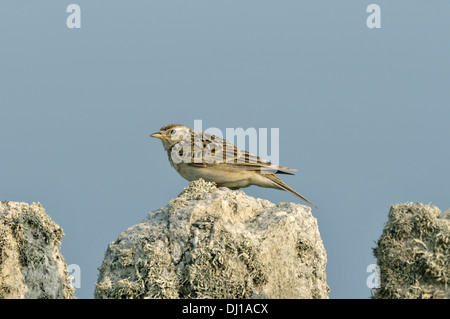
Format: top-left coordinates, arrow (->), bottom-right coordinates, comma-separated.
171,129 -> 177,135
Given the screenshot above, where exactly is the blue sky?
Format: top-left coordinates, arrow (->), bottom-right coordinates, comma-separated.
1,1 -> 449,298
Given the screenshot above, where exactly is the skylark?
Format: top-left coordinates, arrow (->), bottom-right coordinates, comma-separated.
150,124 -> 317,208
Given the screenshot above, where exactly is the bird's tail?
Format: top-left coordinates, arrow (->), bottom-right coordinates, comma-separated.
265,174 -> 317,208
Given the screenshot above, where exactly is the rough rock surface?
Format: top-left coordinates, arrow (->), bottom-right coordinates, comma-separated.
95,179 -> 329,299
373,203 -> 450,299
0,201 -> 75,299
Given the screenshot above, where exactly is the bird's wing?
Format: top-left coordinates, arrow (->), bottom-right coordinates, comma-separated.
176,131 -> 296,174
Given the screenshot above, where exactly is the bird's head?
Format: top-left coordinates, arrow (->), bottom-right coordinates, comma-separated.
150,124 -> 191,150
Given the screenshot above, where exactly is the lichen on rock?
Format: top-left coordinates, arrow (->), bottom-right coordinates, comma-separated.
373,202 -> 450,299
95,179 -> 329,299
0,201 -> 75,299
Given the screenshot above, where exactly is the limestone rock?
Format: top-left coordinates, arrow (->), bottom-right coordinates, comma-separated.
95,179 -> 329,299
0,201 -> 75,299
373,203 -> 450,299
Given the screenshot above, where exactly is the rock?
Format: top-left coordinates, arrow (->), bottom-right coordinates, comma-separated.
0,201 -> 75,299
95,179 -> 329,299
373,203 -> 450,299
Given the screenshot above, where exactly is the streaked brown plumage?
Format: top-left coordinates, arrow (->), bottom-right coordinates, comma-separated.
150,124 -> 317,208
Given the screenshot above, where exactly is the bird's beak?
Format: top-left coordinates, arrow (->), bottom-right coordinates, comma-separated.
150,132 -> 167,139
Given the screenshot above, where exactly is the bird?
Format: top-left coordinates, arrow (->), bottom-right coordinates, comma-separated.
150,124 -> 317,208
